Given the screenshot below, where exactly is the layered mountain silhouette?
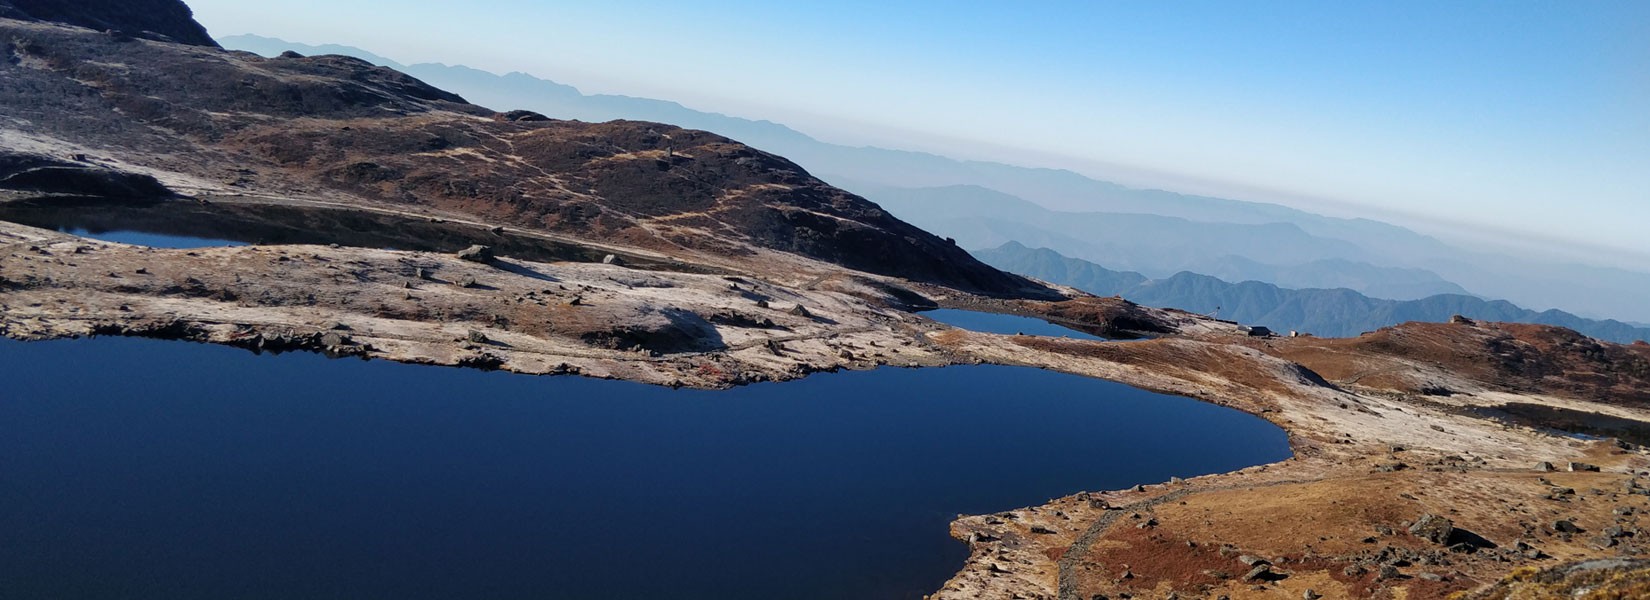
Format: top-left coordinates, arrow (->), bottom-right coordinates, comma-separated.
978,242 -> 1650,344
846,181 -> 1471,299
217,35 -> 1650,324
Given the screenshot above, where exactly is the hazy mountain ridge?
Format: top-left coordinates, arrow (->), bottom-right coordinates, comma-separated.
216,35 -> 1446,243
850,181 -> 1471,299
977,242 -> 1650,344
216,34 -> 1650,323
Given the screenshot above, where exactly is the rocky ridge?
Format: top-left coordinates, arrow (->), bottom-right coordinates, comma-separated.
0,0 -> 217,46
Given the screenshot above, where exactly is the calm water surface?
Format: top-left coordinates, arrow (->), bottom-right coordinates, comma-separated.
58,227 -> 248,249
924,308 -> 1107,340
0,336 -> 1288,600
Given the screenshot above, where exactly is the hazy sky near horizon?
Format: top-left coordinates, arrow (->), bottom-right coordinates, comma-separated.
187,1 -> 1650,258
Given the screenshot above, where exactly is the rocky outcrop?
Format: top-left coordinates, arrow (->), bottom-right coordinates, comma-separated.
0,0 -> 217,46
0,152 -> 172,198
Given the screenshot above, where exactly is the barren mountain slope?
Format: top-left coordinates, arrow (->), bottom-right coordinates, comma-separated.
0,15 -> 1045,297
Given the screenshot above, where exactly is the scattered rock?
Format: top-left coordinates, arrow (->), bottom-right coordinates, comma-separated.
456,245 -> 494,263
1409,514 -> 1456,545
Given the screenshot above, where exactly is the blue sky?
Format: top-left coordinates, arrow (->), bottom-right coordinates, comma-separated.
187,1 -> 1650,259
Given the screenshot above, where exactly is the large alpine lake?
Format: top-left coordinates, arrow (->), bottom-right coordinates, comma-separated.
0,336 -> 1289,600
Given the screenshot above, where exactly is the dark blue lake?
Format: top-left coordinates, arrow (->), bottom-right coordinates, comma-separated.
59,227 -> 248,249
0,336 -> 1289,600
924,308 -> 1107,340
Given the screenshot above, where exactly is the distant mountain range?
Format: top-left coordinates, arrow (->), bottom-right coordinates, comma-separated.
217,34 -> 1650,324
847,181 -> 1471,300
977,242 -> 1650,344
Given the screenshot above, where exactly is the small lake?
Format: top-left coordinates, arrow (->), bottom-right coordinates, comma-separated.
924,308 -> 1107,340
0,336 -> 1288,600
0,198 -> 709,272
58,227 -> 248,249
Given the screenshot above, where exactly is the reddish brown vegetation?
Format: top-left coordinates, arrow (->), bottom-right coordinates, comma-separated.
1270,321 -> 1650,406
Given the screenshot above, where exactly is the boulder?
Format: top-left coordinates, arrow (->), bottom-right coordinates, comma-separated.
1568,462 -> 1601,472
456,245 -> 494,263
500,109 -> 551,122
602,254 -> 624,266
1243,565 -> 1272,581
1410,514 -> 1456,545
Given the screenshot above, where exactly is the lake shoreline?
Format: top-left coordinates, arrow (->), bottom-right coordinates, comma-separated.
5,218 -> 1649,599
